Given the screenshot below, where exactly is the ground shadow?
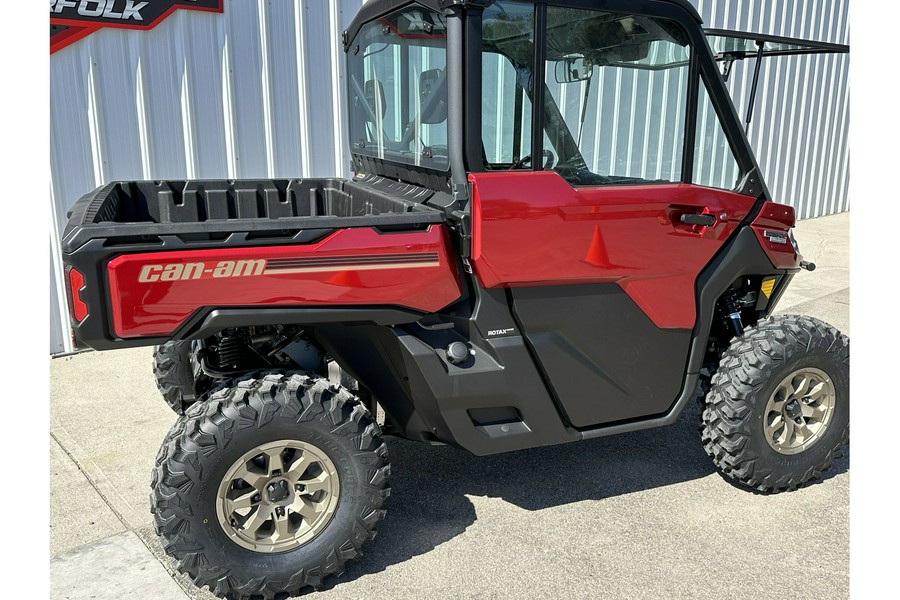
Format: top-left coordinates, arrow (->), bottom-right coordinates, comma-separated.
316,401 -> 848,591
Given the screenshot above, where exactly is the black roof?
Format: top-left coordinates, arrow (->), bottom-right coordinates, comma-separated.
344,0 -> 703,50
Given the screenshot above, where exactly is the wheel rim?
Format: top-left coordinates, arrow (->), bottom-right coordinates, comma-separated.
763,367 -> 836,455
216,440 -> 340,553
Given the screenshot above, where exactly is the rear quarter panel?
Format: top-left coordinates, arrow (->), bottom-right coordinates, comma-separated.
105,225 -> 461,339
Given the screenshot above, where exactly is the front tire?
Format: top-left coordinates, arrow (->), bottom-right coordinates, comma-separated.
150,374 -> 390,599
701,315 -> 849,493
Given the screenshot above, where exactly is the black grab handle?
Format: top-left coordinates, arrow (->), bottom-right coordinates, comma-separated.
680,213 -> 716,226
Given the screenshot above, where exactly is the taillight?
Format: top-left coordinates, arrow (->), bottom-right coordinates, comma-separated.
750,202 -> 800,269
753,201 -> 796,230
66,266 -> 88,323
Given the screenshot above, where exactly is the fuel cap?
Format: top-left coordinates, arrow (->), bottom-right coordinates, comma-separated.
446,342 -> 469,365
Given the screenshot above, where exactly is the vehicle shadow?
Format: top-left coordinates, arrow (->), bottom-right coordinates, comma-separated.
318,400 -> 849,591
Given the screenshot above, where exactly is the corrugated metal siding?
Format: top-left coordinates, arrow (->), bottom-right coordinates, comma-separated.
696,0 -> 850,217
49,0 -> 364,353
48,0 -> 848,354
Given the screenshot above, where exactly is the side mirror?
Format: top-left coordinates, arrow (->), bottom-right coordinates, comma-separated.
364,78 -> 386,124
418,68 -> 447,124
554,55 -> 593,83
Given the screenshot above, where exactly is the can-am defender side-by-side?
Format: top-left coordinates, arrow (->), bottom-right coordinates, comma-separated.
59,1 -> 849,597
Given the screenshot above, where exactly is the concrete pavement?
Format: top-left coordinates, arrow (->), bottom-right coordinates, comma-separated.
49,212 -> 850,600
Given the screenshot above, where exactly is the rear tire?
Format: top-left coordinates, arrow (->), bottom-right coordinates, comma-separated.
152,341 -> 196,414
701,315 -> 849,493
150,373 -> 390,599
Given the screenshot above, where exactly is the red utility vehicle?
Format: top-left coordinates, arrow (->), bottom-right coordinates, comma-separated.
61,1 -> 849,598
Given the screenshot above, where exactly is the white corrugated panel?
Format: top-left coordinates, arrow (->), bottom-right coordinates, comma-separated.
49,0 -> 364,354
696,0 -> 850,217
48,0 -> 849,354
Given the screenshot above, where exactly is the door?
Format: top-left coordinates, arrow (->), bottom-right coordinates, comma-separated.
472,1 -> 760,428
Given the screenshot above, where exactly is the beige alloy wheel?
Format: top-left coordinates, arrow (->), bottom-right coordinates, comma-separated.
701,315 -> 849,493
216,439 -> 340,553
763,367 -> 836,455
152,374 -> 391,599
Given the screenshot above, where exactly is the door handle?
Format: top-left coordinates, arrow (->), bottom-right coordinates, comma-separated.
679,213 -> 716,227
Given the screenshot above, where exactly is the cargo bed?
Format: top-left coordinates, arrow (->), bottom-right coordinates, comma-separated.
62,176 -> 446,252
62,177 -> 460,351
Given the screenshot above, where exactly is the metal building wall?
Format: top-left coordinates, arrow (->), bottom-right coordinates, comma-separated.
49,0 -> 366,354
696,0 -> 850,218
49,0 -> 849,354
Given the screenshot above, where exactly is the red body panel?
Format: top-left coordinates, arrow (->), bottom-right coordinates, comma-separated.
470,172 -> 757,329
107,226 -> 461,338
751,201 -> 800,269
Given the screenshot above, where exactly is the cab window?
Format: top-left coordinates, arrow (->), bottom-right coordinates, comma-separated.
542,5 -> 691,186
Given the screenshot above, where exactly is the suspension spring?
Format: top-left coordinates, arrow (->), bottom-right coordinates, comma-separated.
721,289 -> 745,338
217,336 -> 245,369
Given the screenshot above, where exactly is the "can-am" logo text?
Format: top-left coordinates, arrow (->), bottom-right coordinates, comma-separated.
138,260 -> 266,283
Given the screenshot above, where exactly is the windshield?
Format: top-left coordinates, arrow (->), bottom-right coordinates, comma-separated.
347,6 -> 449,172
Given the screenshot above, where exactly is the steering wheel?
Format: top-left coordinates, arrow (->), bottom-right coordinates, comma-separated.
512,149 -> 555,170
553,158 -> 614,186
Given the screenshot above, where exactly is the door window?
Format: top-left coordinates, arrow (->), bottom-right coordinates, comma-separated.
693,81 -> 742,190
542,6 -> 691,186
481,1 -> 539,168
482,52 -> 534,167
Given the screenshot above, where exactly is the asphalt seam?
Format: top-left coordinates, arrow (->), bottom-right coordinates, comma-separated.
50,428 -> 197,598
50,430 -> 133,530
809,231 -> 828,262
